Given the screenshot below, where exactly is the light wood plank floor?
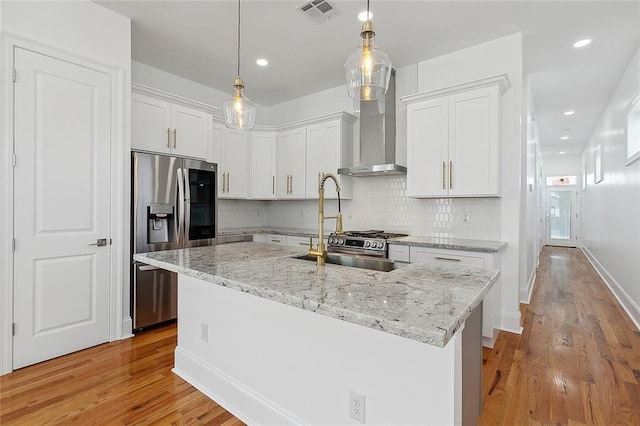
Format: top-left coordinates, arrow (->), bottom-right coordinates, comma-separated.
479,246 -> 640,425
1,246 -> 639,425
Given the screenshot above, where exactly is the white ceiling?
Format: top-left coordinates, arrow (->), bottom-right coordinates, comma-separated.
97,0 -> 640,158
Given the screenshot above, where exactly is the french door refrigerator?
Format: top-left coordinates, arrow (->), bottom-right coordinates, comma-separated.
131,152 -> 217,331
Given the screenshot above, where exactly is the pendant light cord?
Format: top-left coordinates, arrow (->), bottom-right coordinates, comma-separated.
366,0 -> 369,17
237,0 -> 241,77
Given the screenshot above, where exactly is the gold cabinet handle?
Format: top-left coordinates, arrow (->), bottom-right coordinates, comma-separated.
167,128 -> 171,148
173,129 -> 177,148
449,161 -> 453,190
272,176 -> 275,195
221,172 -> 225,193
227,172 -> 230,193
290,175 -> 293,194
442,161 -> 446,190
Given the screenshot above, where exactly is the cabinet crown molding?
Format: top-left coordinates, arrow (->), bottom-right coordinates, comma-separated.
132,82 -> 222,114
276,111 -> 358,131
399,74 -> 511,105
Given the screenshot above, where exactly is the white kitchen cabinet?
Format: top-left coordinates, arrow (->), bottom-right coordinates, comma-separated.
132,92 -> 210,159
407,245 -> 501,348
388,244 -> 410,262
264,234 -> 287,246
276,128 -> 306,198
250,131 -> 277,199
210,122 -> 250,199
305,119 -> 354,199
403,75 -> 509,198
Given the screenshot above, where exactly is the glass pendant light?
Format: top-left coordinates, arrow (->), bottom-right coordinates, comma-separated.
223,0 -> 256,130
344,0 -> 392,101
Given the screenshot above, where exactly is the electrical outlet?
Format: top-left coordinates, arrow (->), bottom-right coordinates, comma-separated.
300,209 -> 304,217
464,213 -> 470,222
200,322 -> 208,342
349,389 -> 365,423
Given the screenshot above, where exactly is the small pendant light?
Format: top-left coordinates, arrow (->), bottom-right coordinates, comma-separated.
223,0 -> 256,130
344,0 -> 392,101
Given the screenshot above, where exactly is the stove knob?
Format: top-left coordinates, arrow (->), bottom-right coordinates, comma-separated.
379,241 -> 385,249
340,239 -> 345,245
376,241 -> 383,249
364,240 -> 371,248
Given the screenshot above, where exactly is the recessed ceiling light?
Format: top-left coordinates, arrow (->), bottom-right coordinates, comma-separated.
564,110 -> 575,116
256,58 -> 269,67
358,11 -> 373,21
560,136 -> 569,140
573,39 -> 592,48
559,151 -> 566,155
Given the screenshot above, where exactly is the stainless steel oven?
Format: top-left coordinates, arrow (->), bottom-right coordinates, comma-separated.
327,230 -> 408,258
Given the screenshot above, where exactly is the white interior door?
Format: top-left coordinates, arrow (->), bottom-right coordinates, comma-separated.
545,187 -> 578,247
12,48 -> 112,369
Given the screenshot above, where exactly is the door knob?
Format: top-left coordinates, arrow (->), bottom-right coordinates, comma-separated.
89,238 -> 108,247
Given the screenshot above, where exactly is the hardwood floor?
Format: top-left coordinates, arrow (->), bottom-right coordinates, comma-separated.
0,323 -> 244,425
479,246 -> 640,425
1,246 -> 639,425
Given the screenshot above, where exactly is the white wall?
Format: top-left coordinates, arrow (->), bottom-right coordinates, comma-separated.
543,154 -> 582,175
521,76 -> 544,303
0,0 -> 131,373
581,45 -> 640,329
416,33 -> 524,333
132,60 -> 269,123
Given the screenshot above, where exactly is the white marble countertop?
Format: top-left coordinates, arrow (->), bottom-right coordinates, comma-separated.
134,242 -> 499,347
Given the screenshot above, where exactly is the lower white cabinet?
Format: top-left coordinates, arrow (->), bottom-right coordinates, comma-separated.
388,244 -> 501,348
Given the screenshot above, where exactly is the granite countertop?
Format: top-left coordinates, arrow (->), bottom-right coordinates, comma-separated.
388,236 -> 507,253
219,227 -> 507,253
219,227 -> 319,238
134,242 -> 499,348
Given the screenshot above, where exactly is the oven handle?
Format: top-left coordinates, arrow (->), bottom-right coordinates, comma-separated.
327,247 -> 387,258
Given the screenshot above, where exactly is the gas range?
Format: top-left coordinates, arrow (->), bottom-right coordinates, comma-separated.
327,230 -> 408,258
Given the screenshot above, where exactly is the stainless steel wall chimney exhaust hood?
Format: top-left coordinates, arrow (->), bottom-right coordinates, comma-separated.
338,69 -> 406,177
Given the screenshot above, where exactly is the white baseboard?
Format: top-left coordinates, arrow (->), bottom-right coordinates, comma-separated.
500,310 -> 523,334
120,316 -> 134,339
581,247 -> 640,331
520,267 -> 536,304
172,346 -> 305,426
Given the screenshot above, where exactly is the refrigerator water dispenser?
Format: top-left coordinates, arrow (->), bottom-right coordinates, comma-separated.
147,203 -> 174,243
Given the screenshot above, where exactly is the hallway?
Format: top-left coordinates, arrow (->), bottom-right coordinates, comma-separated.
479,246 -> 640,425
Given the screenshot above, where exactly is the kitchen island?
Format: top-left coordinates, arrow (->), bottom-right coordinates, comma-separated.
134,242 -> 499,425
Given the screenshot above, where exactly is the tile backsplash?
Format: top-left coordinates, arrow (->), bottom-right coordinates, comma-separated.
219,176 -> 501,240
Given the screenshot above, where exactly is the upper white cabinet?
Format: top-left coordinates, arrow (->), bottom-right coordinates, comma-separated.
210,122 -> 250,199
132,91 -> 210,159
402,75 -> 510,198
276,128 -> 307,199
305,118 -> 354,199
250,130 -> 277,199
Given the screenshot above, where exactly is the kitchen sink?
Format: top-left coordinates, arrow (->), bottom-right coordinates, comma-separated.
293,253 -> 403,272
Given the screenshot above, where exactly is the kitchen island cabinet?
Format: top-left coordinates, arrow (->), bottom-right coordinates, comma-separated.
134,243 -> 498,425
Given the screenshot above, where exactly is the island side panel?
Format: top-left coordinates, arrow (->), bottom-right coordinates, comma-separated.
173,274 -> 463,425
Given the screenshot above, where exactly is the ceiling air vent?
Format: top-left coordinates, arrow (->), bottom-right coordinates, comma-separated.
298,0 -> 338,23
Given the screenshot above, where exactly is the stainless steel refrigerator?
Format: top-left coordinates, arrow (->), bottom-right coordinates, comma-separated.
131,152 -> 217,331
